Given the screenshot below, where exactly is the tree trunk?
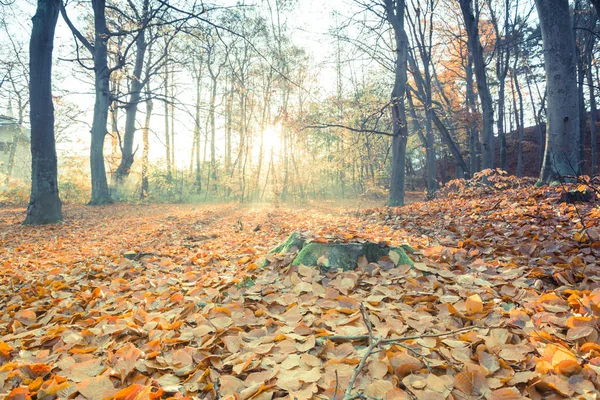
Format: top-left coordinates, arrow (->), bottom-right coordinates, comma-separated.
385,0 -> 408,207
577,47 -> 586,176
513,70 -> 525,177
116,4 -> 147,182
87,0 -> 113,205
192,66 -> 203,192
459,0 -> 494,170
225,77 -> 233,194
140,98 -> 152,198
465,55 -> 480,175
164,62 -> 172,181
170,64 -> 175,174
535,0 -> 580,183
25,0 -> 62,225
497,75 -> 507,171
588,52 -> 598,175
209,75 -> 217,192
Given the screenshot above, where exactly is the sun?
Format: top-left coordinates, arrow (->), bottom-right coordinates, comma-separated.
261,124 -> 281,155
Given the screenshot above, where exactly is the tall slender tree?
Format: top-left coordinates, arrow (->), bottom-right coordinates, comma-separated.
384,0 -> 409,206
458,0 -> 495,170
61,0 -> 113,204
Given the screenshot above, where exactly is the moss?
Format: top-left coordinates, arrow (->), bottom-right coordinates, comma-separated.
270,231 -> 306,254
265,232 -> 415,272
292,242 -> 414,272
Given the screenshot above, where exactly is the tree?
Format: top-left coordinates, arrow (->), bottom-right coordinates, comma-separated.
24,0 -> 62,225
384,0 -> 409,206
114,0 -> 150,182
406,0 -> 438,196
458,0 -> 495,170
61,0 -> 198,203
61,0 -> 113,204
535,0 -> 580,183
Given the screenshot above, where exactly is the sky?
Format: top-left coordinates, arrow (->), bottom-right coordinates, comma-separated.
1,0 -> 351,169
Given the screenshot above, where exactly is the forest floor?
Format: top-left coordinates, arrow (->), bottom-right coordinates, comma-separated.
0,177 -> 600,399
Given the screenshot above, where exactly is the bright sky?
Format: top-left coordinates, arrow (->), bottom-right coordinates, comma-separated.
0,0 -> 378,173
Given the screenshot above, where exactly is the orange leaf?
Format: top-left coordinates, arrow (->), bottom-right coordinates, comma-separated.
465,294 -> 483,315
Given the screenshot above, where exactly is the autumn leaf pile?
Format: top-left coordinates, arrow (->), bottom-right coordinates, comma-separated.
0,181 -> 599,399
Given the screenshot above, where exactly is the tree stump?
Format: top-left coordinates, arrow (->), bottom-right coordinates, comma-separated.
559,190 -> 593,204
266,232 -> 415,271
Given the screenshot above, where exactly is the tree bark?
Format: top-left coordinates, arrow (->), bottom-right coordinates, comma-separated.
89,0 -> 112,204
385,0 -> 408,207
513,69 -> 525,177
140,98 -> 152,198
164,61 -> 172,181
116,0 -> 148,182
465,55 -> 480,175
459,0 -> 494,170
25,0 -> 62,225
192,61 -> 203,192
535,0 -> 580,183
588,52 -> 598,175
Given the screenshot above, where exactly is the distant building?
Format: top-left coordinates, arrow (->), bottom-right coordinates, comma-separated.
0,115 -> 31,183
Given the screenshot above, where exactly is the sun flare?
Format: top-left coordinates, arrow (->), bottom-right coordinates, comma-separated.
261,124 -> 281,155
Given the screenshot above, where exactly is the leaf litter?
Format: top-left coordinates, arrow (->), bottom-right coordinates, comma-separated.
0,181 -> 599,399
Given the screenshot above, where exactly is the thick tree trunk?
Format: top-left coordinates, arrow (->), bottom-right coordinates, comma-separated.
535,0 -> 580,183
87,0 -> 113,205
385,0 -> 408,207
459,0 -> 494,170
25,0 -> 62,225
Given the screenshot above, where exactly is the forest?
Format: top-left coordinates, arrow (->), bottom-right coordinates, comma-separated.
1,0 -> 600,399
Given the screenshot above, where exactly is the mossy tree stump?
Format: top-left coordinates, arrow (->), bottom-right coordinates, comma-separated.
266,232 -> 414,271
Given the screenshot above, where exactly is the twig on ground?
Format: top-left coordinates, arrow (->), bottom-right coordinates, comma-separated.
334,303 -> 492,399
343,336 -> 382,400
344,303 -> 380,400
359,303 -> 373,343
316,324 -> 487,345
